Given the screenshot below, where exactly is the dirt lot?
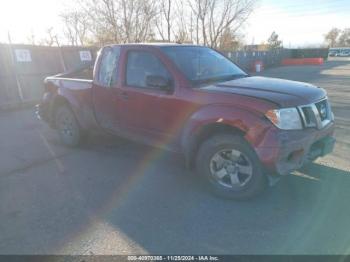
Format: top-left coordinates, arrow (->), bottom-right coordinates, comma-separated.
0,57 -> 349,255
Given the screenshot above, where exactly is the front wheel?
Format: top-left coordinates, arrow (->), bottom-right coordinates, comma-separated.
55,106 -> 87,147
195,133 -> 267,199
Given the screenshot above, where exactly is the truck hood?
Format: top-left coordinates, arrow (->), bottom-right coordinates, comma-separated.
199,76 -> 326,107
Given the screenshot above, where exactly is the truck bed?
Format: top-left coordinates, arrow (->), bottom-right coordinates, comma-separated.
46,77 -> 93,91
46,63 -> 93,91
42,64 -> 96,129
54,64 -> 94,80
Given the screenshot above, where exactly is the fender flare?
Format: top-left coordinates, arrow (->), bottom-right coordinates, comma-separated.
180,104 -> 268,168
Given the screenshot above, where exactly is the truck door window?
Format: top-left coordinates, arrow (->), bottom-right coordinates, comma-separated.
98,47 -> 120,87
126,51 -> 170,89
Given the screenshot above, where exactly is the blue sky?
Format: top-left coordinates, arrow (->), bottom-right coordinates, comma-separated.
0,0 -> 349,47
245,0 -> 350,47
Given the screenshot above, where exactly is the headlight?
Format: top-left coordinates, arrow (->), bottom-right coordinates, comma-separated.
265,107 -> 303,130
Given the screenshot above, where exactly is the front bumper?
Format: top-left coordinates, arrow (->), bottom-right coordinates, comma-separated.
255,121 -> 335,176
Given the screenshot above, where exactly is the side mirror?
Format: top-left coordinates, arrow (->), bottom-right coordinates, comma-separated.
146,75 -> 172,91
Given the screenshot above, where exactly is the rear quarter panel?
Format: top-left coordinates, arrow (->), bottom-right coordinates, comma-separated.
44,77 -> 98,130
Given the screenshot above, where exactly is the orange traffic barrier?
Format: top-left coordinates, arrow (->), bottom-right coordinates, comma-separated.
251,60 -> 264,72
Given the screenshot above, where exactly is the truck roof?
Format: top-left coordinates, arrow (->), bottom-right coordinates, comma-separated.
106,43 -> 201,48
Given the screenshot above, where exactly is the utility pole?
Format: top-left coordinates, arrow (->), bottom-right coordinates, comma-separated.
8,31 -> 24,103
190,12 -> 193,43
55,36 -> 67,72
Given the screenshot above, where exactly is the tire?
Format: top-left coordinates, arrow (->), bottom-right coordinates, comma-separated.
55,105 -> 87,147
195,133 -> 267,199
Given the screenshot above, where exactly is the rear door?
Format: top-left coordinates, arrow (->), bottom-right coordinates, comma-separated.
92,46 -> 122,132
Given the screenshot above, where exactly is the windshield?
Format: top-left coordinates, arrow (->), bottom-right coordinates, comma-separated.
161,46 -> 247,85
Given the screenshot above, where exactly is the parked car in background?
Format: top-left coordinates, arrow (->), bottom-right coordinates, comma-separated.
328,50 -> 339,57
329,48 -> 350,57
36,43 -> 336,199
338,50 -> 350,57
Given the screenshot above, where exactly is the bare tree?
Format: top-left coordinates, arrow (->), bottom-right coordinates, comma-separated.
338,28 -> 350,47
39,27 -> 57,46
324,28 -> 341,47
80,0 -> 122,45
120,0 -> 157,42
267,31 -> 282,49
26,31 -> 36,45
60,0 -> 256,47
218,28 -> 244,50
72,0 -> 157,44
188,0 -> 209,45
61,11 -> 90,45
155,0 -> 173,41
189,0 -> 256,48
173,0 -> 192,43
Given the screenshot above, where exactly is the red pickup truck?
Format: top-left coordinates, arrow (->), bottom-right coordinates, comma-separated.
36,44 -> 335,199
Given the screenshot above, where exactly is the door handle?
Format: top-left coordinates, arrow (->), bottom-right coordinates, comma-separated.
120,91 -> 129,100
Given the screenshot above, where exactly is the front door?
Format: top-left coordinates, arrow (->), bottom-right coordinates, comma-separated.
119,49 -> 180,148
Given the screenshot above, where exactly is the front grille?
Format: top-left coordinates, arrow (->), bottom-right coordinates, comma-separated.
315,100 -> 329,121
301,106 -> 316,126
298,98 -> 332,129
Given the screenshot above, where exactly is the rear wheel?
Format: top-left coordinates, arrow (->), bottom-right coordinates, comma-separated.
196,133 -> 267,199
55,106 -> 86,147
